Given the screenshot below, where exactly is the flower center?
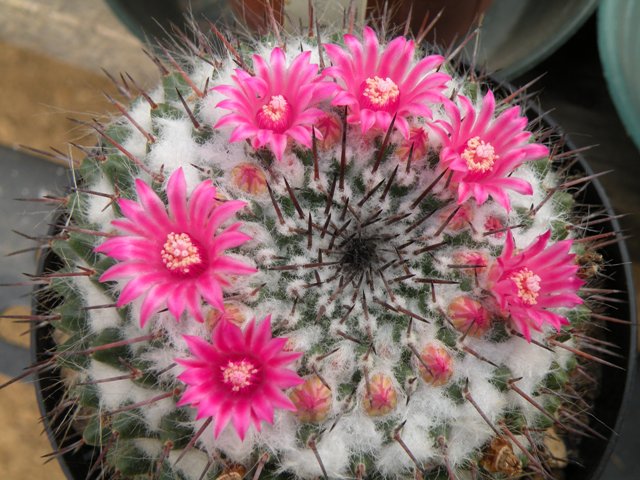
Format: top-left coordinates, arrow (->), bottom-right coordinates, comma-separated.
161,232 -> 202,274
221,359 -> 258,392
461,137 -> 498,173
256,95 -> 292,133
510,267 -> 542,305
360,76 -> 400,110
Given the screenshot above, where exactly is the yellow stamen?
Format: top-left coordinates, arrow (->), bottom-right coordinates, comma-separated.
461,136 -> 498,172
261,95 -> 288,122
161,232 -> 201,274
221,359 -> 258,392
362,76 -> 400,108
511,267 -> 542,305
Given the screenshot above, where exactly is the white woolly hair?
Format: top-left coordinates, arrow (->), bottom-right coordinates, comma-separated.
280,428 -> 351,479
71,275 -> 122,333
89,360 -> 175,429
82,174 -> 117,232
147,116 -> 203,191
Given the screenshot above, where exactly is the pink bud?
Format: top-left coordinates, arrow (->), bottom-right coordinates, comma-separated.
206,302 -> 251,328
447,296 -> 491,337
362,373 -> 398,417
453,250 -> 488,269
289,375 -> 332,423
230,163 -> 267,195
484,215 -> 506,238
283,337 -> 297,352
396,126 -> 429,162
315,113 -> 342,149
417,344 -> 453,386
439,204 -> 473,231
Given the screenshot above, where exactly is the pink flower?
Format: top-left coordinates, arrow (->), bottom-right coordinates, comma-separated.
177,316 -> 303,440
324,27 -> 449,137
214,47 -> 335,160
432,90 -> 549,211
486,230 -> 584,341
96,168 -> 256,326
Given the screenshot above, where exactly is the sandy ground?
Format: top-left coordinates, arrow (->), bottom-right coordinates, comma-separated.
0,373 -> 66,479
0,2 -> 155,475
0,42 -> 120,164
0,306 -> 65,479
0,0 -> 158,163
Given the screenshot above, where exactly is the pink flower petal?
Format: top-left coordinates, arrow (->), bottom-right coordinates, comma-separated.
166,168 -> 189,227
99,261 -> 154,281
196,274 -> 224,311
204,200 -> 247,240
211,230 -> 252,256
135,179 -> 170,226
116,273 -> 164,306
167,283 -> 188,320
213,403 -> 233,438
210,256 -> 257,276
231,401 -> 252,440
251,398 -> 275,425
140,283 -> 173,327
268,134 -> 287,161
360,109 -> 376,133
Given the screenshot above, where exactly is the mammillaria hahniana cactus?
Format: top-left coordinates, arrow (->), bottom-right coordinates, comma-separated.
3,11 -> 626,480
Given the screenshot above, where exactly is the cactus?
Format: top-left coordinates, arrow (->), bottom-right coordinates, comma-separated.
6,14 -> 627,480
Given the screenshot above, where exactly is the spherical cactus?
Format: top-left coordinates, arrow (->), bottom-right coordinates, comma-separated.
7,12 -> 628,480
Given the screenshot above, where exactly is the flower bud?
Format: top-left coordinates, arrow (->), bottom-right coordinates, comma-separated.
447,296 -> 491,337
362,373 -> 398,417
417,344 -> 453,386
230,163 -> 267,195
439,205 -> 473,231
316,113 -> 342,149
453,250 -> 488,269
396,126 -> 429,162
484,215 -> 506,237
206,302 -> 251,328
289,375 -> 332,423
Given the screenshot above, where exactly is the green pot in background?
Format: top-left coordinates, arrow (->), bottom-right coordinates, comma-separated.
598,0 -> 640,152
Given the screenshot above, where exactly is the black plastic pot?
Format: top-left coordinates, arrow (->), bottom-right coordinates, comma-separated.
535,112 -> 637,480
31,236 -> 101,480
31,112 -> 636,480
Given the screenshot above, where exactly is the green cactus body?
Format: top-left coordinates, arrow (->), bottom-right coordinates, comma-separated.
21,20 -> 617,480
